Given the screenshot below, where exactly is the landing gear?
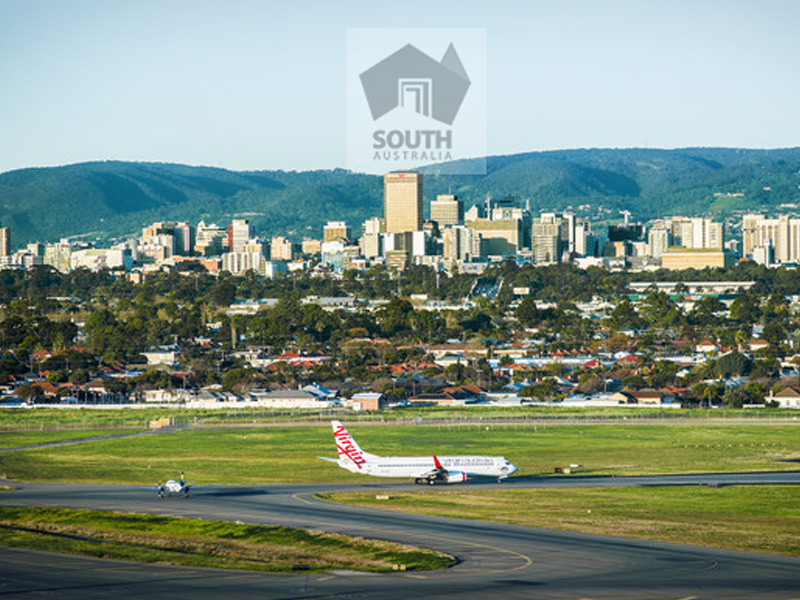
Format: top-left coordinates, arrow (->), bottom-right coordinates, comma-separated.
413,477 -> 438,486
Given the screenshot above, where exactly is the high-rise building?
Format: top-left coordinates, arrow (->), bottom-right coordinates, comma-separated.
0,227 -> 10,258
140,221 -> 192,255
648,225 -> 671,258
323,221 -> 351,243
467,218 -> 525,256
741,214 -> 800,264
532,215 -> 563,265
430,194 -> 463,228
43,240 -> 72,273
384,172 -> 422,233
360,217 -> 383,259
227,219 -> 253,253
173,222 -> 194,255
669,217 -> 722,250
270,236 -> 294,261
195,221 -> 227,256
301,238 -> 322,255
443,225 -> 478,263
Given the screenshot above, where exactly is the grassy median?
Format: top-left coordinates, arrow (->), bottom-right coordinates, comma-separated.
323,485 -> 800,557
1,423 -> 799,484
0,506 -> 455,572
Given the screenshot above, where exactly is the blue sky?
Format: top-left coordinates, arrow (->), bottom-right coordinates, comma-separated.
0,0 -> 798,174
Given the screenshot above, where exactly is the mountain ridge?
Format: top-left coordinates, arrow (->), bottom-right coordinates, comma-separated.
1,147 -> 799,247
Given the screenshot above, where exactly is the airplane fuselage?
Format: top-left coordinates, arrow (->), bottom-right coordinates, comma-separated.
337,454 -> 515,480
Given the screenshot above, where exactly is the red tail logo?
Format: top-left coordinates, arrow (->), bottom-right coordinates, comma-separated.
334,424 -> 367,469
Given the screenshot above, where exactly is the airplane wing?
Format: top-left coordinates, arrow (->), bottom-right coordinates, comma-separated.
414,455 -> 449,479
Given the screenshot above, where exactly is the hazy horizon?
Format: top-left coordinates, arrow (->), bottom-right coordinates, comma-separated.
4,144 -> 800,177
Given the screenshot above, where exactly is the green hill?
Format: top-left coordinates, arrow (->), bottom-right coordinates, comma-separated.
1,148 -> 799,247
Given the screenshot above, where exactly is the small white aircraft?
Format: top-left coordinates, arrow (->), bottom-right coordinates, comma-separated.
157,472 -> 192,498
320,421 -> 517,485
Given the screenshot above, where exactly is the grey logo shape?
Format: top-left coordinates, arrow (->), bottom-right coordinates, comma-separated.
359,43 -> 471,126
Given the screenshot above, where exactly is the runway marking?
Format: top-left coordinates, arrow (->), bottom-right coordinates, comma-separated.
291,493 -> 318,506
676,596 -> 698,600
289,492 -> 534,575
404,574 -> 428,579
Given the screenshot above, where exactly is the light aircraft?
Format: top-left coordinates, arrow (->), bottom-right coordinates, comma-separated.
320,420 -> 517,484
157,472 -> 192,498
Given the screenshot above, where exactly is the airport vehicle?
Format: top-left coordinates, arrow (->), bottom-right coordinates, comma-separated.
320,420 -> 517,484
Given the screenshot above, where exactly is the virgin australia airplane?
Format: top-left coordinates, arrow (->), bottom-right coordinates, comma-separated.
320,421 -> 517,485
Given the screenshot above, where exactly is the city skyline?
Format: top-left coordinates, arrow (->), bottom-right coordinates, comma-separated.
1,0 -> 799,175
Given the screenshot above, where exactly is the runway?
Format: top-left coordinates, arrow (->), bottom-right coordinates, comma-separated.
1,472 -> 799,599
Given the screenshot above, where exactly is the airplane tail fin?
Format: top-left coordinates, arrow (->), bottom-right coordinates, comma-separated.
331,421 -> 377,469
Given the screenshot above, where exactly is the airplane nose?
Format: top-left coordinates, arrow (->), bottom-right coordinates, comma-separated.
509,463 -> 518,474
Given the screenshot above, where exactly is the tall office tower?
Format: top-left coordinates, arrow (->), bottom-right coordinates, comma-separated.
173,222 -> 194,255
668,216 -> 722,250
443,225 -> 478,263
741,214 -> 800,264
323,221 -> 351,243
195,221 -> 228,256
560,212 -> 591,257
690,217 -> 723,250
430,194 -> 464,228
0,227 -> 9,258
648,224 -> 672,258
227,219 -> 253,253
384,172 -> 422,233
669,217 -> 693,247
742,214 -> 763,258
532,213 -> 564,265
360,217 -> 383,258
43,240 -> 72,273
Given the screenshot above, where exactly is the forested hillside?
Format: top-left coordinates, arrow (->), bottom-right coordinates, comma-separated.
1,147 -> 798,247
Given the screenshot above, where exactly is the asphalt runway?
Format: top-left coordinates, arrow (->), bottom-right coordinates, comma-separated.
1,472 -> 799,599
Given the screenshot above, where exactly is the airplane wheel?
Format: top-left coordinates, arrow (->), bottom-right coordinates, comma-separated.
428,479 -> 436,485
414,478 -> 424,485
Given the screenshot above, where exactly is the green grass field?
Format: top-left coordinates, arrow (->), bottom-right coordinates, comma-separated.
0,507 -> 454,572
0,405 -> 795,432
1,423 -> 799,485
324,486 -> 800,557
0,429 -> 141,450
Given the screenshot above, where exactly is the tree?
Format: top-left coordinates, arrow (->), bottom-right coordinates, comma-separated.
15,383 -> 42,402
638,292 -> 683,329
714,351 -> 751,378
222,367 -> 253,394
608,299 -> 643,330
729,294 -> 761,323
515,297 -> 540,328
689,296 -> 727,328
762,321 -> 787,346
691,381 -> 724,408
211,280 -> 237,307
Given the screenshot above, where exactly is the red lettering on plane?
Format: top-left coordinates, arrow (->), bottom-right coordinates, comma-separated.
334,426 -> 366,469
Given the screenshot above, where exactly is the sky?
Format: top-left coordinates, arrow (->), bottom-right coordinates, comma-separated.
0,0 -> 798,174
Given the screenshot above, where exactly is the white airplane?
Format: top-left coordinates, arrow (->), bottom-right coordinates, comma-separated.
320,421 -> 517,485
157,472 -> 192,498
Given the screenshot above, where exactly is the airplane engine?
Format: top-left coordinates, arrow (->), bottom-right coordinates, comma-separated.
444,471 -> 467,484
